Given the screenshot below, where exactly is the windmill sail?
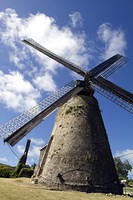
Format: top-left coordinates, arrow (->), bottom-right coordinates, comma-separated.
2,81 -> 83,146
88,55 -> 128,79
92,76 -> 133,113
22,39 -> 128,81
22,39 -> 86,77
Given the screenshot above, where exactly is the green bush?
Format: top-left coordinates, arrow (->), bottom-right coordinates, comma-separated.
114,157 -> 132,180
11,154 -> 35,178
128,179 -> 133,187
0,166 -> 11,178
18,168 -> 34,178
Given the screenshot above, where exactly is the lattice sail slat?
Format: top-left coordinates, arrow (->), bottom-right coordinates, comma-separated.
94,85 -> 133,114
100,57 -> 128,79
0,81 -> 76,140
93,81 -> 133,114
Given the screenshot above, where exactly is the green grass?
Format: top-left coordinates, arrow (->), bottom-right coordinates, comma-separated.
0,178 -> 133,200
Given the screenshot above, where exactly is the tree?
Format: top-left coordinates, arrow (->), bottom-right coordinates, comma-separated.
114,157 -> 132,180
31,163 -> 37,170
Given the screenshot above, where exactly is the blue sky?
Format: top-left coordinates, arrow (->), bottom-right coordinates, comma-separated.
0,0 -> 132,174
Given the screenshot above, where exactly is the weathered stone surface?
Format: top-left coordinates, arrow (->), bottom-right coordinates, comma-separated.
36,93 -> 123,194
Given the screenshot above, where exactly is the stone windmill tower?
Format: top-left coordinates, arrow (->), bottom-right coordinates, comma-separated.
35,94 -> 121,193
0,39 -> 133,194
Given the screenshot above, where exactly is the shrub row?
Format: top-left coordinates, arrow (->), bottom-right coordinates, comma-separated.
0,166 -> 11,178
0,165 -> 33,178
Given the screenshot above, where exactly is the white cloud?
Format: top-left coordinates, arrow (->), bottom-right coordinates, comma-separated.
114,149 -> 133,164
128,169 -> 133,179
28,145 -> 41,157
17,145 -> 25,154
0,157 -> 8,163
0,70 -> 40,111
0,8 -> 91,111
97,23 -> 127,59
0,8 -> 89,72
33,72 -> 57,92
27,157 -> 36,165
69,11 -> 83,28
31,138 -> 45,145
17,142 -> 42,158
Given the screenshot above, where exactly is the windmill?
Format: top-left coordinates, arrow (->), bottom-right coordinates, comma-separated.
0,39 -> 133,194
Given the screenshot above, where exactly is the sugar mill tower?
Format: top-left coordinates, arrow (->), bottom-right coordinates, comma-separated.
35,90 -> 122,193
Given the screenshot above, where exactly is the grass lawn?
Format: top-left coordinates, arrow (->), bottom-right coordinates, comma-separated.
0,178 -> 133,200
